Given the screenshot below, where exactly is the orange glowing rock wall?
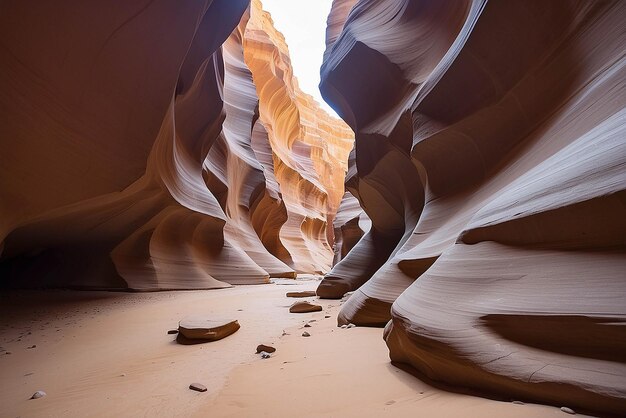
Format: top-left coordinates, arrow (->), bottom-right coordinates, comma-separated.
0,0 -> 354,289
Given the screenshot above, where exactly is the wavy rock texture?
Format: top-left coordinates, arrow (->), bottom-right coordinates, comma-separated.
0,1 -> 353,289
331,191 -> 370,266
320,0 -> 626,414
243,0 -> 354,273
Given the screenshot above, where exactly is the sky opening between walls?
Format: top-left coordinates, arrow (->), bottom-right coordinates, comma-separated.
261,0 -> 338,117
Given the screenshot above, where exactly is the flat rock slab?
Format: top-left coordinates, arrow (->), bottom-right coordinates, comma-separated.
289,301 -> 322,313
286,291 -> 317,298
177,316 -> 239,344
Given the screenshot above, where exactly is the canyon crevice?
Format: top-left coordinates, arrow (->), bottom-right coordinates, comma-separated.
0,0 -> 353,289
1,0 -> 624,416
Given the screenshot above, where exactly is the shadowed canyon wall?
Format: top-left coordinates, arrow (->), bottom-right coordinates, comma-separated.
319,0 -> 626,414
0,0 -> 353,289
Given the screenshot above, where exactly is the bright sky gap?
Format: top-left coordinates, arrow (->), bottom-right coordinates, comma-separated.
261,0 -> 338,117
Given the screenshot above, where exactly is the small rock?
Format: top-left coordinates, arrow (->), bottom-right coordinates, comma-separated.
189,383 -> 207,392
289,301 -> 322,313
512,401 -> 524,405
256,344 -> 276,354
5,351 -> 11,355
304,323 -> 311,328
24,372 -> 34,377
167,329 -> 178,335
286,291 -> 317,298
120,373 -> 126,377
260,351 -> 271,359
347,324 -> 356,329
302,331 -> 311,337
560,407 -> 575,415
325,315 -> 331,318
340,324 -> 348,329
30,391 -> 46,400
27,345 -> 36,349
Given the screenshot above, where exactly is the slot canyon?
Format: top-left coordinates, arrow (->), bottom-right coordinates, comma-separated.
1,0 -> 624,417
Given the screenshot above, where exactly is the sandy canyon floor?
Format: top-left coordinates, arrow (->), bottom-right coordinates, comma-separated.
0,277 -> 592,417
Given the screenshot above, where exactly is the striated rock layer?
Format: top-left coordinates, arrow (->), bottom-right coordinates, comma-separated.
0,1 -> 353,289
320,0 -> 626,414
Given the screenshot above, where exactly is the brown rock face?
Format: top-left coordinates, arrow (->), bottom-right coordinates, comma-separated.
321,0 -> 626,414
0,1 -> 353,289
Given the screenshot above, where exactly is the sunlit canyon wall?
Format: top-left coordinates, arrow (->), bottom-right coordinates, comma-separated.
319,0 -> 626,414
0,0 -> 354,289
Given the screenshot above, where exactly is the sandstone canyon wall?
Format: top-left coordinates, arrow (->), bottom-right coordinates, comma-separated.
319,0 -> 626,414
0,0 -> 353,289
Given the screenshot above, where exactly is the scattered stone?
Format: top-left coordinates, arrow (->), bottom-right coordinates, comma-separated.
302,331 -> 311,337
260,351 -> 271,359
325,315 -> 331,318
27,345 -> 37,349
237,309 -> 243,312
560,407 -> 575,415
512,401 -> 525,405
286,291 -> 317,298
24,372 -> 34,377
167,329 -> 178,335
189,383 -> 207,392
120,373 -> 126,377
30,391 -> 46,399
347,324 -> 356,329
340,324 -> 348,329
177,316 -> 240,344
304,323 -> 311,328
289,301 -> 322,313
256,344 -> 276,354
5,351 -> 11,355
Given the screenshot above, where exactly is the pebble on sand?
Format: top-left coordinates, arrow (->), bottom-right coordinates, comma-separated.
189,383 -> 207,392
302,331 -> 311,337
30,390 -> 46,399
167,329 -> 178,335
256,344 -> 276,354
260,351 -> 271,359
560,407 -> 575,414
512,401 -> 524,405
289,301 -> 322,313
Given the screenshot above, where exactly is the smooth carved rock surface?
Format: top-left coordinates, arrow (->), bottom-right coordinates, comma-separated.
0,1 -> 353,289
320,0 -> 626,414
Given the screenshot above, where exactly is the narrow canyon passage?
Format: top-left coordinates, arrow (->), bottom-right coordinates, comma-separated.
1,0 -> 625,417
